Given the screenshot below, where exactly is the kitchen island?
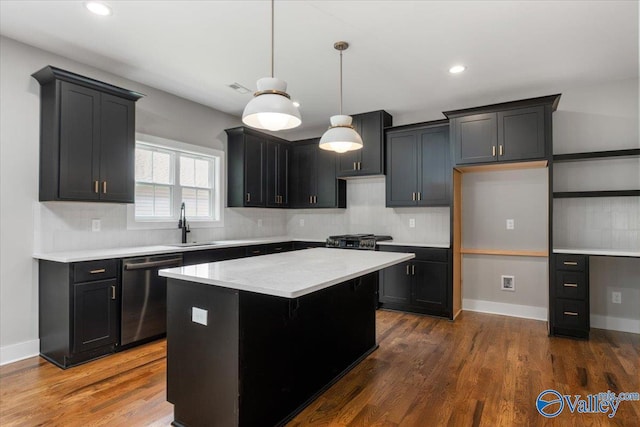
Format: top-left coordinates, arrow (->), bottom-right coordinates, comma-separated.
159,248 -> 414,427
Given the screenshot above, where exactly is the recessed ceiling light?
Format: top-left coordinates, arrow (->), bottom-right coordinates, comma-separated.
292,101 -> 301,108
228,83 -> 251,94
84,1 -> 112,16
449,65 -> 466,74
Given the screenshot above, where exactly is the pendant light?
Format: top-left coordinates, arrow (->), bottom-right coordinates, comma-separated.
242,0 -> 301,131
319,41 -> 363,153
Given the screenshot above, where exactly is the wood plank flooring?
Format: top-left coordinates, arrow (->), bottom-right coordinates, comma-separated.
1,310 -> 638,426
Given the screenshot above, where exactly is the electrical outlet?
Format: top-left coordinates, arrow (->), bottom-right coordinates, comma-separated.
506,219 -> 514,230
299,219 -> 305,227
409,218 -> 416,228
192,307 -> 208,326
501,275 -> 515,291
257,219 -> 263,227
91,219 -> 101,232
612,291 -> 622,304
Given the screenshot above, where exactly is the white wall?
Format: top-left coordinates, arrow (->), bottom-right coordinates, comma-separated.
0,36 -> 286,364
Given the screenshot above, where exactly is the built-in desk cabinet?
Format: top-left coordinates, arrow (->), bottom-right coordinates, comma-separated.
32,66 -> 142,203
385,121 -> 450,207
550,254 -> 590,338
444,95 -> 560,166
378,246 -> 450,318
337,110 -> 393,177
39,259 -> 120,368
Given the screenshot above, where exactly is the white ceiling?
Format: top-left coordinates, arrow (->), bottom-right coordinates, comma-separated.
1,1 -> 638,134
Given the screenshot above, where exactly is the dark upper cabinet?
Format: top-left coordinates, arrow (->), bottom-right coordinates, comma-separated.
266,140 -> 289,207
32,66 -> 142,203
378,246 -> 450,317
226,127 -> 290,208
444,94 -> 561,166
290,139 -> 346,208
386,121 -> 450,207
337,110 -> 392,177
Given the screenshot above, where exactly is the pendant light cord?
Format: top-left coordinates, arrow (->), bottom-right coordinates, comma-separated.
271,0 -> 274,78
339,49 -> 343,115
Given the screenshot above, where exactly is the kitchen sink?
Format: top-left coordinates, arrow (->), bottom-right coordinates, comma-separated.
167,242 -> 218,248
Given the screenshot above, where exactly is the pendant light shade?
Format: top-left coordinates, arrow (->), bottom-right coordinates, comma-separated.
319,41 -> 362,153
242,0 -> 301,131
319,115 -> 362,153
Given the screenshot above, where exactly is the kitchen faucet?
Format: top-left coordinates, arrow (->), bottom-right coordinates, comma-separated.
178,202 -> 190,244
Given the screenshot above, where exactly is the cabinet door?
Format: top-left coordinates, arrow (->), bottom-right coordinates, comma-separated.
379,262 -> 412,304
337,150 -> 360,176
244,134 -> 266,206
385,130 -> 418,207
453,113 -> 497,165
412,261 -> 447,313
290,144 -> 314,207
59,82 -> 101,201
278,143 -> 290,207
315,145 -> 339,207
99,94 -> 135,203
72,278 -> 118,353
356,111 -> 384,175
497,106 -> 545,161
266,141 -> 279,207
418,126 -> 450,206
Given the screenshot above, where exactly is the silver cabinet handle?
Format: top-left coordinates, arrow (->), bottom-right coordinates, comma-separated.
353,162 -> 357,170
111,285 -> 116,300
406,265 -> 410,275
411,265 -> 415,275
492,146 -> 496,157
246,193 -> 251,202
89,268 -> 106,274
563,261 -> 578,266
563,311 -> 579,316
102,181 -> 107,194
499,145 -> 504,156
563,283 -> 578,288
417,192 -> 421,201
358,162 -> 362,170
412,192 -> 416,201
94,181 -> 99,194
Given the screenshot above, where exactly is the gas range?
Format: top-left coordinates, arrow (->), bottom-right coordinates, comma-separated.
325,234 -> 392,250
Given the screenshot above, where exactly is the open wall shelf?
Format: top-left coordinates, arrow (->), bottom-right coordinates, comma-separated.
553,190 -> 640,198
553,148 -> 640,162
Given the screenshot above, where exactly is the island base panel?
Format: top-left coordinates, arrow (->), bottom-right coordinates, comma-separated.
166,273 -> 378,427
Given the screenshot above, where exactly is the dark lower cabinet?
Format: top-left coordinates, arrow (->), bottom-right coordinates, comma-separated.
378,246 -> 450,318
33,66 -> 141,203
39,259 -> 120,368
293,241 -> 327,250
550,254 -> 590,338
245,242 -> 295,257
166,273 -> 378,427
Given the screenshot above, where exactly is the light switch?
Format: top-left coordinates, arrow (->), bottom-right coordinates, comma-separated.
409,218 -> 416,228
506,219 -> 514,230
192,307 -> 208,326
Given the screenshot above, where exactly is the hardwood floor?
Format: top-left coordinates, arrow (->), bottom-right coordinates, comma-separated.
1,310 -> 638,426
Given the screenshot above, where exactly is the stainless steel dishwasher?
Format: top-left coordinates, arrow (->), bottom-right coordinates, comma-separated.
121,253 -> 183,347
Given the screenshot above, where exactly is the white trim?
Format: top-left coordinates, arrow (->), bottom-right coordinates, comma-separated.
127,133 -> 225,230
591,315 -> 640,334
462,298 -> 548,321
0,339 -> 39,366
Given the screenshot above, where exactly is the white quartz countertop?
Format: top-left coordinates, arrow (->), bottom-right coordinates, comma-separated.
378,241 -> 449,248
554,248 -> 640,258
159,248 -> 415,298
33,236 -> 325,263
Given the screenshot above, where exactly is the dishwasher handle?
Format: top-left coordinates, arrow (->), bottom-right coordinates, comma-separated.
124,258 -> 183,270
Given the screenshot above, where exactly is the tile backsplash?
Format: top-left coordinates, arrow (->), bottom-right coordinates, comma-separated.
34,176 -> 450,253
553,197 -> 640,250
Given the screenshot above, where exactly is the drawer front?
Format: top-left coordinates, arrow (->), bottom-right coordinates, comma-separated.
554,299 -> 588,330
73,259 -> 118,282
555,271 -> 587,300
555,254 -> 586,271
379,245 -> 449,262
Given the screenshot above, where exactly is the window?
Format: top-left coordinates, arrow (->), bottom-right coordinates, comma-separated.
129,134 -> 224,229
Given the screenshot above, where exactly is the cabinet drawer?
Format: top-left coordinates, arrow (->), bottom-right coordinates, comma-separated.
554,299 -> 588,330
73,259 -> 118,283
555,271 -> 587,300
379,245 -> 448,262
555,254 -> 586,271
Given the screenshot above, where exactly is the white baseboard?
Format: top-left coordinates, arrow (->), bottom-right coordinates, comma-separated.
462,298 -> 548,321
0,339 -> 39,366
591,315 -> 640,334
